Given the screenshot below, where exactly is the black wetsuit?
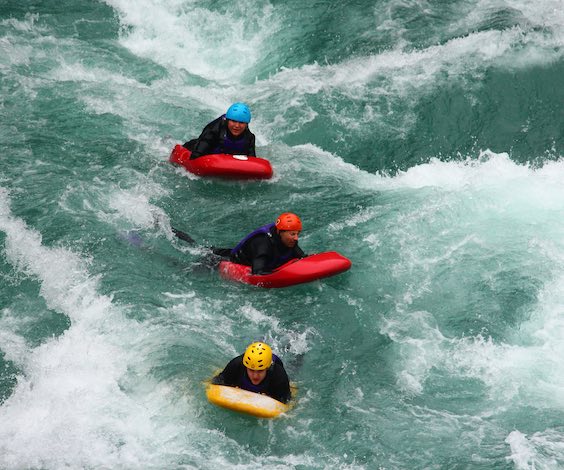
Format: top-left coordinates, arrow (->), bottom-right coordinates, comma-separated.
183,115 -> 256,159
227,225 -> 305,275
211,354 -> 291,404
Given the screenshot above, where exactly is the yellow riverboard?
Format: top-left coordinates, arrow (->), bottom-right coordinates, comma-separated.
206,384 -> 292,419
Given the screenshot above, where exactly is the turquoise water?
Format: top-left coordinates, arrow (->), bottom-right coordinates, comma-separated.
1,0 -> 563,468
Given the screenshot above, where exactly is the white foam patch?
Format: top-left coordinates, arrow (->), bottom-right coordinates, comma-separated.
58,176 -> 175,242
239,303 -> 281,329
328,207 -> 382,232
291,143 -> 377,181
381,152 -> 564,251
46,58 -> 239,154
0,37 -> 32,70
374,151 -> 564,399
451,0 -> 564,40
0,16 -> 180,156
48,60 -> 146,87
252,4 -> 563,139
104,0 -> 278,82
385,150 -> 557,190
237,303 -> 314,357
381,311 -> 446,396
0,320 -> 29,368
274,149 -> 564,231
70,0 -> 563,153
506,429 -> 564,469
262,143 -> 383,194
159,294 -> 237,352
386,277 -> 564,403
0,187 -> 179,467
107,188 -> 169,231
47,60 -> 173,152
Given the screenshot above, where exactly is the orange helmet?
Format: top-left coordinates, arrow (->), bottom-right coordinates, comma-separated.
275,212 -> 302,231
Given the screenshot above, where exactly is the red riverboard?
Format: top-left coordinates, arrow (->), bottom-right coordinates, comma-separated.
218,251 -> 352,288
169,145 -> 273,180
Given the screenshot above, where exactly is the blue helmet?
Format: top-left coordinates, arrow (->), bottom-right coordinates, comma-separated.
226,102 -> 251,123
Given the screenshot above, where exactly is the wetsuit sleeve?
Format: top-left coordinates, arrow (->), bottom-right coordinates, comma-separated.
247,132 -> 256,157
190,118 -> 222,159
267,363 -> 291,404
211,247 -> 233,258
294,244 -> 306,258
211,356 -> 243,386
247,236 -> 274,275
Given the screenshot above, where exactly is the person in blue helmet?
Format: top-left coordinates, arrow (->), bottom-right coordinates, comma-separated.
182,102 -> 256,160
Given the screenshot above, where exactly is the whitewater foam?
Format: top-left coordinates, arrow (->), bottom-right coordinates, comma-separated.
0,188 -> 177,468
104,0 -> 278,82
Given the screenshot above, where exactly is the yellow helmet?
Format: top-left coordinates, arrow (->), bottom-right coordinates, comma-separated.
243,342 -> 273,370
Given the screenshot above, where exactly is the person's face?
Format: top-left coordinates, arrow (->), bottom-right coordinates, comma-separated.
246,368 -> 267,385
227,119 -> 247,137
279,230 -> 300,248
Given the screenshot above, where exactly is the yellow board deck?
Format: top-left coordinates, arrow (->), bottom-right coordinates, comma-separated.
206,384 -> 292,419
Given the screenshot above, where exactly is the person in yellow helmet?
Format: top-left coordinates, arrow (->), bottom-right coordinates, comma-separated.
212,212 -> 306,275
211,342 -> 291,403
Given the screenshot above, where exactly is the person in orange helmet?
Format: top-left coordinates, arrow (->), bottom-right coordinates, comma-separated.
211,341 -> 291,403
212,212 -> 306,275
